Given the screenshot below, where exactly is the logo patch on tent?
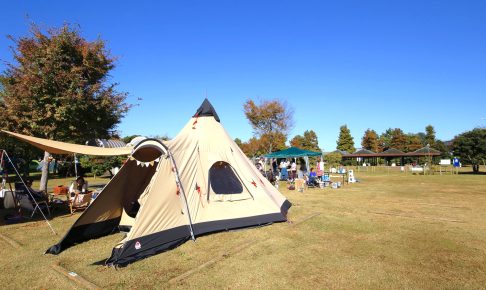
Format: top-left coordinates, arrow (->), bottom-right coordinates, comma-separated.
251,180 -> 257,187
135,241 -> 141,250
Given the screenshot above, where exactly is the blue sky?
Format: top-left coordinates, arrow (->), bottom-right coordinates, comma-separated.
1,1 -> 485,151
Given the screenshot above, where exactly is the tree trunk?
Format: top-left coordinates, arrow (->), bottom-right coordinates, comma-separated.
473,164 -> 479,173
39,151 -> 50,192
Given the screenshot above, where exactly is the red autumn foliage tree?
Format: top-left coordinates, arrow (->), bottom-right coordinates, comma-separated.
361,129 -> 379,152
0,24 -> 130,191
243,98 -> 293,153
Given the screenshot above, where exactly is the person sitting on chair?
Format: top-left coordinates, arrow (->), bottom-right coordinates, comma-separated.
308,168 -> 318,186
24,179 -> 47,201
69,176 -> 88,197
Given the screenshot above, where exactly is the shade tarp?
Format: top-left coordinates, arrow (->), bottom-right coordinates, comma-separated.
264,146 -> 321,158
2,130 -> 132,156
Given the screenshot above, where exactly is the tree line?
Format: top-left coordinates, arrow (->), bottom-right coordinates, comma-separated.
336,124 -> 447,155
238,99 -> 485,173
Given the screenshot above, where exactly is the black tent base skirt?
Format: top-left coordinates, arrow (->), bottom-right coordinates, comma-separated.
46,217 -> 120,255
106,212 -> 288,266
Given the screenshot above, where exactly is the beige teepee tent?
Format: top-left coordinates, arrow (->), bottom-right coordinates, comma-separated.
30,99 -> 291,266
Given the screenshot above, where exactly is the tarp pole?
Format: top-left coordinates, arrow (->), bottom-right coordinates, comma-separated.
74,153 -> 78,179
304,156 -> 309,174
3,150 -> 57,235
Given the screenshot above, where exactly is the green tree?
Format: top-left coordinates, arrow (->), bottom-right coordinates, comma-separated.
336,125 -> 355,153
405,133 -> 423,152
452,128 -> 486,173
425,125 -> 436,147
324,152 -> 342,167
0,24 -> 130,191
291,130 -> 320,152
435,140 -> 451,158
378,128 -> 393,152
234,138 -> 242,147
303,130 -> 320,152
243,98 -> 293,153
122,135 -> 142,144
80,155 -> 124,178
290,134 -> 305,148
417,132 -> 426,145
361,129 -> 379,152
390,128 -> 407,151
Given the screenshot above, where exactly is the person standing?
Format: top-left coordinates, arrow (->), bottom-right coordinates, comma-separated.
317,158 -> 324,181
290,160 -> 297,181
272,159 -> 278,173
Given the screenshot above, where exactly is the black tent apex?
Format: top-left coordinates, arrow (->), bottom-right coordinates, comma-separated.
193,99 -> 220,122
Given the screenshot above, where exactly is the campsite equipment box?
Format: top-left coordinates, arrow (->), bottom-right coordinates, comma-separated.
53,186 -> 68,195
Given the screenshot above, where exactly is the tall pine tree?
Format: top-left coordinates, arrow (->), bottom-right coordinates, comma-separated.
425,125 -> 436,147
336,125 -> 355,153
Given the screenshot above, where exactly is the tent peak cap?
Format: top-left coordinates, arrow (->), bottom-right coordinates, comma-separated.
193,98 -> 220,122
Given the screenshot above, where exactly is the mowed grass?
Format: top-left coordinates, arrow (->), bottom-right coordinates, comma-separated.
1,170 -> 486,289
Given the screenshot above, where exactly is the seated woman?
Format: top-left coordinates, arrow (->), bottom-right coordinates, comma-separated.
67,176 -> 92,213
69,176 -> 88,197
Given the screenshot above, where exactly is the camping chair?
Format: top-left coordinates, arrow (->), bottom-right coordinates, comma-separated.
307,175 -> 318,188
15,182 -> 50,218
68,191 -> 93,214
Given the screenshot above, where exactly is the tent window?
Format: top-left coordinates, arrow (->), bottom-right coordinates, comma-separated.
209,161 -> 243,194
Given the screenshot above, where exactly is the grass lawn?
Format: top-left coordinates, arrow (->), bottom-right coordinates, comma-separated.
1,169 -> 485,289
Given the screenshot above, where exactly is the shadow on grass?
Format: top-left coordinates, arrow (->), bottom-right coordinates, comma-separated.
0,205 -> 73,227
458,171 -> 486,175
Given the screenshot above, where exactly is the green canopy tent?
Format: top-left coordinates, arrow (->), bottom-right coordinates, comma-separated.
264,147 -> 322,174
